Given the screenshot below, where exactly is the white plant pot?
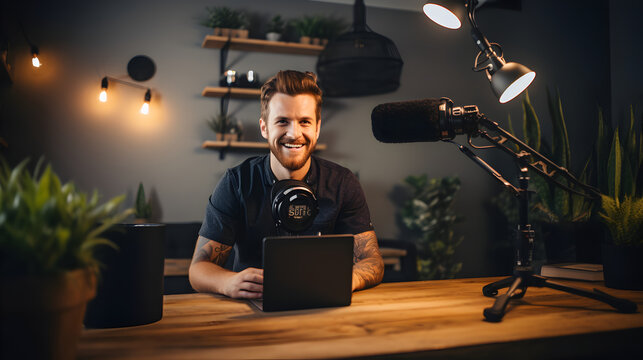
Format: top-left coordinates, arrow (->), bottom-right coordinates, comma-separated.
266,32 -> 281,42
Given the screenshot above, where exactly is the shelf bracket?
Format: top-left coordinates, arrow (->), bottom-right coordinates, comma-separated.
220,38 -> 231,76
218,139 -> 233,160
220,88 -> 231,117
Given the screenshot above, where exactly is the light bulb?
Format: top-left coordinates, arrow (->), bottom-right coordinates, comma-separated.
140,101 -> 150,115
140,88 -> 151,115
32,54 -> 41,68
423,3 -> 461,29
99,77 -> 108,102
499,71 -> 536,103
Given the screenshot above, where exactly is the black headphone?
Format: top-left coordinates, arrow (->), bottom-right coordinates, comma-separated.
271,179 -> 319,234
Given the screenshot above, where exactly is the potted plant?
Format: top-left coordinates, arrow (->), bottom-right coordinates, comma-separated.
0,158 -> 130,359
596,106 -> 643,290
291,15 -> 321,44
202,6 -> 249,38
134,182 -> 152,224
207,113 -> 241,141
266,15 -> 285,42
505,90 -> 598,264
399,174 -> 463,280
316,16 -> 346,46
226,118 -> 244,142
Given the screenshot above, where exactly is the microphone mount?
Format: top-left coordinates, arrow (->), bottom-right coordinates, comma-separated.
436,97 -> 599,200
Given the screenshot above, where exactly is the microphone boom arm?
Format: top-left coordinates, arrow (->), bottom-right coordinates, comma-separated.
445,140 -> 522,197
476,116 -> 601,199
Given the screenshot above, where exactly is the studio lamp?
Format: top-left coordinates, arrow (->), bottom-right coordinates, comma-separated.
140,89 -> 151,115
422,1 -> 463,29
423,0 -> 535,103
99,77 -> 108,102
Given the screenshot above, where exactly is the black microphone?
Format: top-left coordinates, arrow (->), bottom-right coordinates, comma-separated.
371,97 -> 481,143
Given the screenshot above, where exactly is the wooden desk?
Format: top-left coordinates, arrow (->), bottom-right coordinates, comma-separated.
78,277 -> 643,359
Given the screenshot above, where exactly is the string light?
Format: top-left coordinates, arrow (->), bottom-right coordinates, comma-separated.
140,89 -> 151,115
99,77 -> 153,114
99,77 -> 108,102
31,46 -> 41,68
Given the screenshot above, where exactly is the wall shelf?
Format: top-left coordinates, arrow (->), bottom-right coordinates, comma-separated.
202,86 -> 260,99
202,35 -> 324,56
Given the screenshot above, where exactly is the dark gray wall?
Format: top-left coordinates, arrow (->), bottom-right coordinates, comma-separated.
610,0 -> 643,125
2,0 -> 632,277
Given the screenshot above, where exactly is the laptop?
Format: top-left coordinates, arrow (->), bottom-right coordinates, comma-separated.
250,234 -> 354,312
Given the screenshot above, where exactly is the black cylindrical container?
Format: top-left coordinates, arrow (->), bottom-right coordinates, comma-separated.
602,243 -> 643,290
84,223 -> 166,328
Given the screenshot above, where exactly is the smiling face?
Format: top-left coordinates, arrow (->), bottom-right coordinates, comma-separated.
260,93 -> 320,179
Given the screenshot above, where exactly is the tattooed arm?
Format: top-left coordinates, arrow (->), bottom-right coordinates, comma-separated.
352,230 -> 384,291
188,236 -> 263,299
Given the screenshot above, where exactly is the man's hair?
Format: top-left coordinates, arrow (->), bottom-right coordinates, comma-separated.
260,70 -> 323,122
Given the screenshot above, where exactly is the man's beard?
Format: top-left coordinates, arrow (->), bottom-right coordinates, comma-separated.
269,137 -> 316,171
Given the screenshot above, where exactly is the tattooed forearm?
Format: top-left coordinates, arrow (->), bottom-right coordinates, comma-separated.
191,236 -> 232,267
352,231 -> 384,291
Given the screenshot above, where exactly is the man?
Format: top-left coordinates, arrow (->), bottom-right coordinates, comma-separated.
189,70 -> 383,299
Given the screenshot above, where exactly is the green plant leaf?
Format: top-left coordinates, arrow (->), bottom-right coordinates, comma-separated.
505,113 -> 520,152
621,146 -> 635,199
571,156 -> 593,221
625,105 -> 638,172
599,195 -> 643,246
399,174 -> 462,280
522,91 -> 541,152
0,158 -> 132,276
547,88 -> 571,170
135,182 -> 151,219
595,106 -> 612,193
530,172 -> 553,218
607,129 -> 622,199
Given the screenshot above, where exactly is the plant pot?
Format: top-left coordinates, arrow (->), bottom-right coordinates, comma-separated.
1,268 -> 97,360
235,29 -> 249,38
602,242 -> 643,290
215,133 -> 224,141
266,32 -> 281,42
219,28 -> 231,37
312,37 -> 321,45
540,221 -> 603,264
299,36 -> 311,44
224,133 -> 239,142
84,223 -> 166,328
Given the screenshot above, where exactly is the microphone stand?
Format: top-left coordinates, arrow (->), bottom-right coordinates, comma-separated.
446,115 -> 638,322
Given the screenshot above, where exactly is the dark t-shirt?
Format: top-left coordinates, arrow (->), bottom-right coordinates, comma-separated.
199,155 -> 374,272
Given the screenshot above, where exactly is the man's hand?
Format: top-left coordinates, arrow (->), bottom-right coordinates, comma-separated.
352,230 -> 384,292
221,267 -> 264,299
190,236 -> 264,299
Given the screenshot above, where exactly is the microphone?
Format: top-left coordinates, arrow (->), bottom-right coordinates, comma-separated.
371,97 -> 481,143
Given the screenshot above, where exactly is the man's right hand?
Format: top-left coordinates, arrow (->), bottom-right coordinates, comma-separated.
190,236 -> 265,299
222,268 -> 264,299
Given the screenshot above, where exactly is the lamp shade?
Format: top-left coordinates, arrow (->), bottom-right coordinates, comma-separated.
423,2 -> 463,29
490,62 -> 536,103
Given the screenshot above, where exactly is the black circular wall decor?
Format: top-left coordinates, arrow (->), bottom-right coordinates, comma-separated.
127,55 -> 156,81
